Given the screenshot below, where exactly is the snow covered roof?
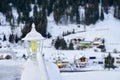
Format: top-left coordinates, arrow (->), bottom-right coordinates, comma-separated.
49,52 -> 69,62
22,23 -> 45,41
0,48 -> 16,59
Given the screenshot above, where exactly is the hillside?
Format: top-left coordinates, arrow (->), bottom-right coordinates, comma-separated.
0,6 -> 119,53
45,7 -> 120,52
0,0 -> 120,38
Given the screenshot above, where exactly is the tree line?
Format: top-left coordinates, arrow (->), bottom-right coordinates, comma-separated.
0,0 -> 120,37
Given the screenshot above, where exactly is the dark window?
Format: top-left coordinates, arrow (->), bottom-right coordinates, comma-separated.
89,57 -> 96,59
98,61 -> 103,64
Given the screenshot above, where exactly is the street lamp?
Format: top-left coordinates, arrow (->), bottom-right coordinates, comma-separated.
22,23 -> 49,80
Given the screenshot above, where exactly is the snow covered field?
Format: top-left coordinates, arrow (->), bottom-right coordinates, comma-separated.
0,60 -> 23,80
61,71 -> 120,80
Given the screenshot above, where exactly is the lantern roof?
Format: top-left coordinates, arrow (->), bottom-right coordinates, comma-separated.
22,23 -> 45,41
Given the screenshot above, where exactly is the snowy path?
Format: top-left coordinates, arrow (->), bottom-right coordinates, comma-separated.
0,61 -> 23,80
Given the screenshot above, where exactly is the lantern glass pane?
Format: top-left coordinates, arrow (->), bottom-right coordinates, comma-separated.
30,41 -> 37,52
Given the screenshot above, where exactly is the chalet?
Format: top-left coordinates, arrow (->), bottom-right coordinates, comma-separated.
74,56 -> 87,68
114,57 -> 120,66
88,55 -> 104,66
79,41 -> 92,49
49,52 -> 70,68
93,38 -> 104,46
54,60 -> 70,68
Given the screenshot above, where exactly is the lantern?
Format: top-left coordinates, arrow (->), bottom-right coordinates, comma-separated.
22,23 -> 49,80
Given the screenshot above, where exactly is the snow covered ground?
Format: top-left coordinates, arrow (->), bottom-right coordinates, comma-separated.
61,71 -> 120,80
0,60 -> 120,80
0,60 -> 23,80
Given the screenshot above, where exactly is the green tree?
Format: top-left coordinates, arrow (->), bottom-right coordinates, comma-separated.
100,8 -> 104,21
104,53 -> 115,70
68,41 -> 74,50
21,23 -> 31,38
36,10 -> 47,37
3,34 -> 7,41
61,38 -> 67,50
54,37 -> 61,49
15,34 -> 19,43
102,0 -> 109,14
9,34 -> 15,43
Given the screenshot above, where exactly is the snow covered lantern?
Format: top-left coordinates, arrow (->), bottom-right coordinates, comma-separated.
22,23 -> 49,80
22,23 -> 45,59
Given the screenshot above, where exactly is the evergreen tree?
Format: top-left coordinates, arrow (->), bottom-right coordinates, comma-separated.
104,53 -> 115,70
84,0 -> 99,25
47,33 -> 52,38
53,0 -> 68,24
76,9 -> 80,24
9,34 -> 14,43
21,23 -> 31,38
54,37 -> 61,49
68,41 -> 74,50
100,8 -> 104,21
61,38 -> 67,50
72,29 -> 75,34
53,0 -> 62,24
3,34 -> 7,41
5,5 -> 13,24
48,0 -> 54,16
62,32 -> 65,37
36,10 -> 47,37
15,35 -> 19,43
33,5 -> 39,25
102,0 -> 109,14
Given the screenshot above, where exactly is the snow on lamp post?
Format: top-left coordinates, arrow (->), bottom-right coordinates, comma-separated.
22,23 -> 49,80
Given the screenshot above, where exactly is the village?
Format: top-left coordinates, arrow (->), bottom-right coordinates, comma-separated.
47,36 -> 120,72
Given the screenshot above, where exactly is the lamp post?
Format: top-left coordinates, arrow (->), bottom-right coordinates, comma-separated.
22,23 -> 49,80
